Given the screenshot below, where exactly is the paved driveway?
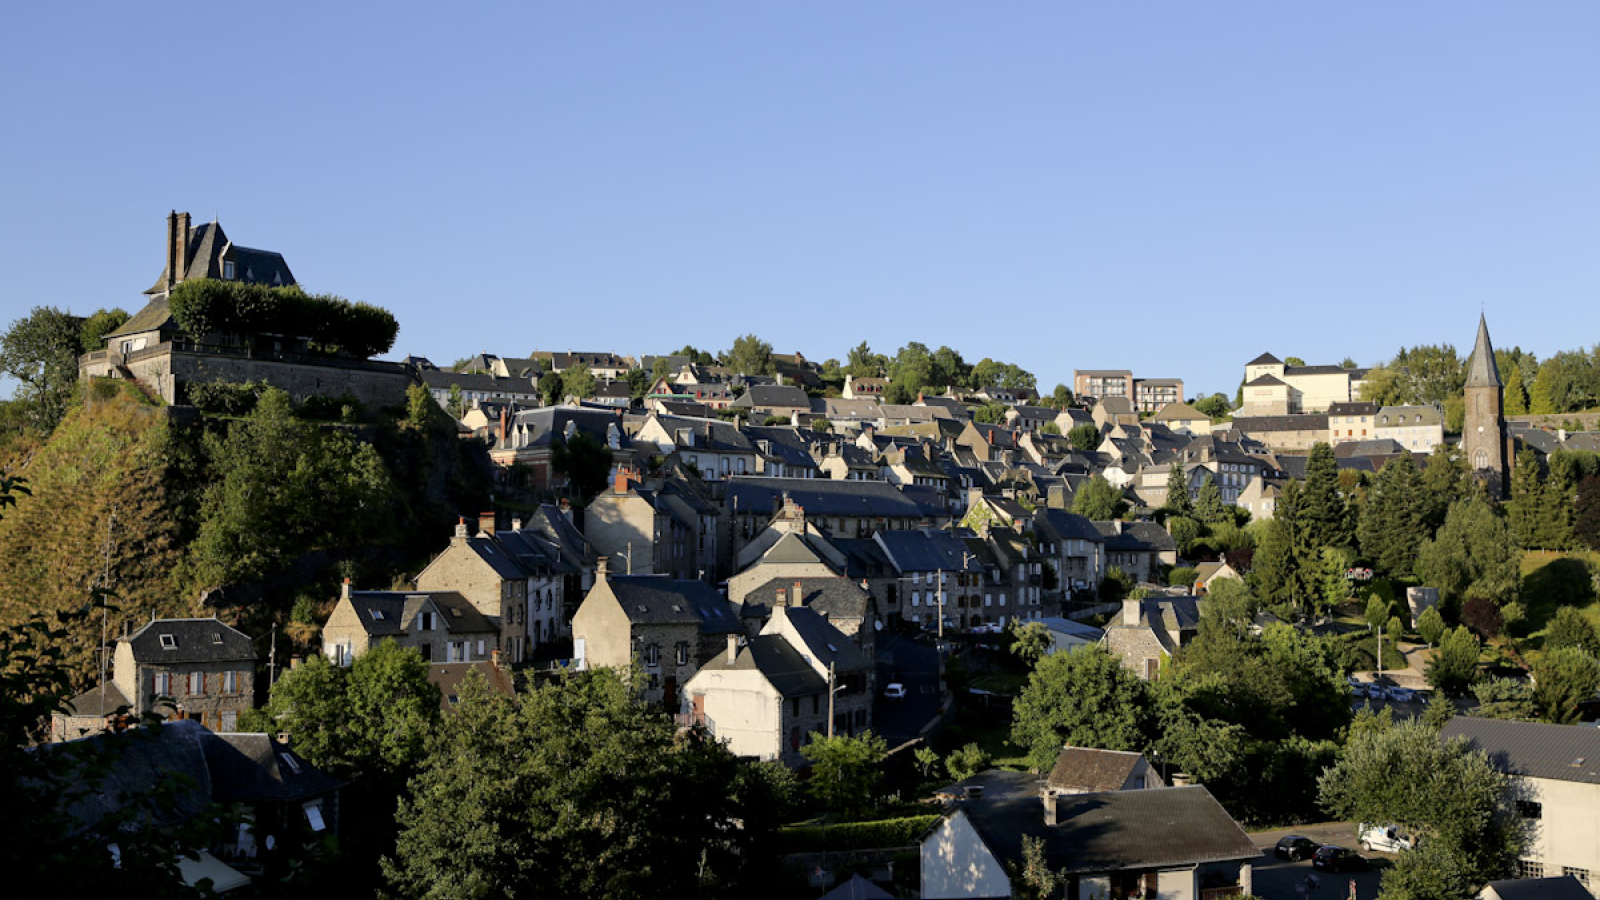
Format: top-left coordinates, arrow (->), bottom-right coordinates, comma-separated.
1249,823 -> 1390,900
873,630 -> 941,747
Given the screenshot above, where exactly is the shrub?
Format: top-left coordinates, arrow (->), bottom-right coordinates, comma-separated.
778,816 -> 941,853
184,380 -> 264,415
1461,597 -> 1503,640
168,278 -> 398,357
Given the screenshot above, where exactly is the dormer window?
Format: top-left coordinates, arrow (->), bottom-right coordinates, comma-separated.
159,634 -> 176,650
223,261 -> 235,280
212,633 -> 224,644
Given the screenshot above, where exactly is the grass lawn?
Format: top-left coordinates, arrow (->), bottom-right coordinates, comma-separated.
1519,550 -> 1600,650
967,670 -> 1027,695
939,704 -> 1031,770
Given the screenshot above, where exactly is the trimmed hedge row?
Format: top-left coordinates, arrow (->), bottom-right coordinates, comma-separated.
778,815 -> 941,853
168,278 -> 398,358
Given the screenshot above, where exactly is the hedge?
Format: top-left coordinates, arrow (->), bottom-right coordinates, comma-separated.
168,279 -> 398,358
778,815 -> 941,853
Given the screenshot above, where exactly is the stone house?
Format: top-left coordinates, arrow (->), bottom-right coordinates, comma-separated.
920,770 -> 1257,900
1377,404 -> 1445,452
1033,509 -> 1107,595
634,413 -> 758,482
322,585 -> 499,666
1229,413 -> 1330,453
53,719 -> 345,889
1327,400 -> 1379,446
724,477 -> 930,559
1241,353 -> 1368,414
570,564 -> 744,710
53,617 -> 257,741
736,576 -> 877,658
875,529 -> 984,631
585,466 -> 714,581
1103,596 -> 1201,681
842,375 -> 887,400
684,596 -> 873,766
732,384 -> 813,421
1093,521 -> 1177,584
1151,400 -> 1210,435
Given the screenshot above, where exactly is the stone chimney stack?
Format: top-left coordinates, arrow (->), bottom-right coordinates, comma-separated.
165,210 -> 191,293
1123,597 -> 1141,626
1042,787 -> 1058,826
793,580 -> 804,605
775,587 -> 787,608
341,578 -> 352,602
454,516 -> 469,542
511,518 -> 523,532
596,556 -> 609,578
478,510 -> 496,536
726,633 -> 739,663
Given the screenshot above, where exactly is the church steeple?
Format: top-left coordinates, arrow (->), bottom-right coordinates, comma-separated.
1465,314 -> 1502,388
1463,314 -> 1508,499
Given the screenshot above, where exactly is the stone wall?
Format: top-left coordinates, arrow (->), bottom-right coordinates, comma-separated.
81,342 -> 414,410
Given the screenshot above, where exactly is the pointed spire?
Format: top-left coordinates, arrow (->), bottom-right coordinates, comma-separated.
1465,314 -> 1502,388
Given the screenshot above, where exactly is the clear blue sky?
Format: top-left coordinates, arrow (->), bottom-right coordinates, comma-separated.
4,3 -> 1599,399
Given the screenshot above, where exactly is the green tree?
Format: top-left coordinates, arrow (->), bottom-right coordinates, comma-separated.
192,388 -> 395,588
563,362 -> 596,401
1318,719 -> 1524,885
1534,647 -> 1600,724
723,333 -> 775,376
1098,566 -> 1134,601
405,383 -> 436,430
0,305 -> 85,433
650,356 -> 672,382
538,370 -> 565,406
1167,517 -> 1202,556
1425,627 -> 1482,698
1503,362 -> 1529,415
1316,546 -> 1353,616
1247,518 -> 1299,613
1010,644 -> 1152,769
1544,606 -> 1600,656
552,430 -> 614,501
78,307 -> 130,353
1579,475 -> 1600,551
1066,423 -> 1100,453
1423,692 -> 1457,729
1420,444 -> 1471,534
1071,475 -> 1125,521
1192,478 -> 1226,525
1039,421 -> 1061,435
844,341 -> 881,378
1009,621 -> 1051,667
1013,835 -> 1065,900
801,731 -> 888,818
1193,393 -> 1231,419
1300,443 -> 1352,552
1048,383 -> 1074,409
385,667 -> 762,898
945,743 -> 991,781
1529,360 -> 1558,414
1417,606 -> 1446,647
972,402 -> 1008,424
1379,842 -> 1475,900
1472,677 -> 1538,721
913,745 -> 941,779
1358,451 -> 1426,576
1163,466 -> 1192,517
1415,498 -> 1521,609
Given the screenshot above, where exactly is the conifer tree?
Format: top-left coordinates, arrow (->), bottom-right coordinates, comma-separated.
1194,478 -> 1226,524
1164,465 -> 1192,517
1503,363 -> 1529,415
1529,361 -> 1558,415
1300,443 -> 1352,552
1420,444 -> 1469,534
1359,452 -> 1425,576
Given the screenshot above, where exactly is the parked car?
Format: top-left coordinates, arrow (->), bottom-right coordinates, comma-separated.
1312,845 -> 1364,872
1274,835 -> 1320,861
883,683 -> 907,701
1347,679 -> 1368,698
1359,823 -> 1414,853
1386,685 -> 1417,704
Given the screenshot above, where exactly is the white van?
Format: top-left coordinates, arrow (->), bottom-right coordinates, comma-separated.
1359,823 -> 1414,853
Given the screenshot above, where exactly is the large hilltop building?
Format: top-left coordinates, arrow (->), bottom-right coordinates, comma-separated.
1238,353 -> 1368,415
78,210 -> 413,409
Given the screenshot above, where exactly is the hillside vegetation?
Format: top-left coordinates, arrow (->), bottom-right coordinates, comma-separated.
0,380 -> 489,687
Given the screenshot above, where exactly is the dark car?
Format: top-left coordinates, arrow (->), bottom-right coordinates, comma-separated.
1274,836 -> 1320,861
1312,845 -> 1364,872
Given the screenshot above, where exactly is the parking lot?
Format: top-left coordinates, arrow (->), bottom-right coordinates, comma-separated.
1249,823 -> 1389,899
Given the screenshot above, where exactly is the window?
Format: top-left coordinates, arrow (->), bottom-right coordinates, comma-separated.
644,643 -> 660,666
224,670 -> 239,693
189,672 -> 205,695
153,673 -> 170,696
159,634 -> 177,650
1517,800 -> 1542,819
675,642 -> 689,666
223,261 -> 235,280
1565,867 -> 1591,888
303,800 -> 326,832
416,611 -> 436,631
220,710 -> 237,732
1517,860 -> 1544,879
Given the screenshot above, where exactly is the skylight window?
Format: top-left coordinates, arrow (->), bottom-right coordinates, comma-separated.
212,633 -> 224,644
159,634 -> 176,650
371,610 -> 386,621
279,753 -> 301,775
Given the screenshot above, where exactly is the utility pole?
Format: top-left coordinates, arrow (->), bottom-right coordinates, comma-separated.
268,622 -> 278,688
827,660 -> 836,739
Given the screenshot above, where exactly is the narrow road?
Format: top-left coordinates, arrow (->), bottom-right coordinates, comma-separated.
1248,823 -> 1391,900
873,630 -> 941,747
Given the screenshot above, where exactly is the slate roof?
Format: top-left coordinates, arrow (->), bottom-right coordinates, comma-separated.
736,384 -> 812,410
62,681 -> 133,717
832,538 -> 898,580
1326,401 -> 1378,417
1038,618 -> 1105,641
1152,401 -> 1207,421
1047,747 -> 1147,793
1242,374 -> 1289,388
698,633 -> 827,697
143,219 -> 295,298
1035,509 -> 1106,545
876,529 -> 983,574
201,732 -> 345,803
420,369 -> 539,396
1333,438 -> 1405,458
1482,876 -> 1592,900
124,618 -> 256,665
1284,364 -> 1362,376
607,576 -> 743,634
1465,315 -> 1503,388
1093,521 -> 1176,553
1440,716 -> 1600,785
346,591 -> 497,637
817,874 -> 895,900
428,660 -> 517,710
1246,352 -> 1283,366
933,771 -> 1259,876
727,477 -> 926,520
775,605 -> 870,672
107,295 -> 177,339
744,576 -> 872,623
1377,405 -> 1443,427
1096,396 -> 1137,416
822,398 -> 885,420
1232,414 -> 1329,432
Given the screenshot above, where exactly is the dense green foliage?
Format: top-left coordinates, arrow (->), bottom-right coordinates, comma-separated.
1066,422 -> 1100,453
1070,474 -> 1125,520
801,731 -> 889,819
167,278 -> 398,357
1011,644 -> 1152,769
1425,626 -> 1482,697
1,304 -> 127,433
385,667 -> 782,899
721,333 -> 775,376
1416,498 -> 1521,609
1358,452 -> 1426,576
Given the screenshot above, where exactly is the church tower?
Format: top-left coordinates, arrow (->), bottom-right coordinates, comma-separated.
1463,314 -> 1509,499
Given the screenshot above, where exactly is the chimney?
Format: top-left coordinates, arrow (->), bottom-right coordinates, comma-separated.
558,497 -> 572,521
726,633 -> 739,663
775,587 -> 787,608
499,406 -> 508,443
596,556 -> 609,578
165,211 -> 181,292
491,648 -> 501,668
1042,788 -> 1058,826
794,580 -> 804,605
511,517 -> 522,532
478,510 -> 496,536
341,578 -> 352,602
454,516 -> 469,542
1122,597 -> 1141,626
614,467 -> 633,495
